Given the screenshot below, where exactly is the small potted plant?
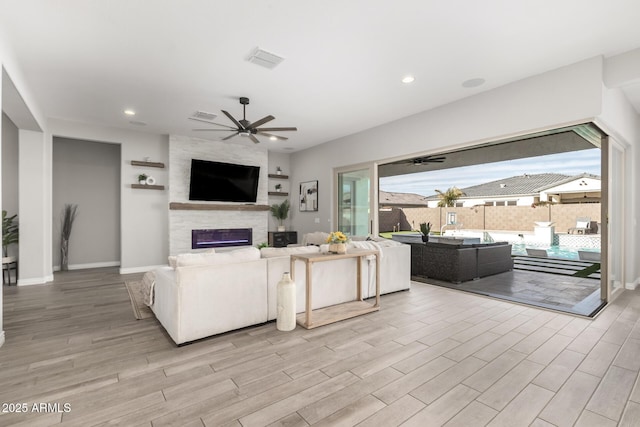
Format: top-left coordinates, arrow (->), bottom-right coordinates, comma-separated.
275,183 -> 282,192
270,199 -> 290,232
138,173 -> 148,185
419,222 -> 432,243
276,166 -> 282,175
326,231 -> 348,254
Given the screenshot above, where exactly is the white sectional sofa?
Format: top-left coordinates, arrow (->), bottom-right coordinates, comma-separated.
151,236 -> 410,345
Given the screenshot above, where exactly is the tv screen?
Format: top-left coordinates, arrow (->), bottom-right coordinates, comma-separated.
188,159 -> 260,203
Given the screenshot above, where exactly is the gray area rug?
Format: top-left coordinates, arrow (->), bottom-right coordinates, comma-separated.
124,280 -> 153,320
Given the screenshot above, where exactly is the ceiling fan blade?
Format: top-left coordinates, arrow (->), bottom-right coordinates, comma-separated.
221,110 -> 244,130
192,129 -> 237,131
257,127 -> 297,132
188,117 -> 236,129
258,132 -> 288,141
247,115 -> 275,129
249,134 -> 260,144
222,131 -> 240,141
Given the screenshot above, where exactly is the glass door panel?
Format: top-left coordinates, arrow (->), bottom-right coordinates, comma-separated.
337,168 -> 371,236
607,138 -> 625,297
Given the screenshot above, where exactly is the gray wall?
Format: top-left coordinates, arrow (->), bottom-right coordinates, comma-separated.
52,137 -> 120,269
1,113 -> 18,257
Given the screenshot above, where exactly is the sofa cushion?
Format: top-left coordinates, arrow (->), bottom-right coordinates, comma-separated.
169,248 -> 215,268
260,245 -> 320,258
176,247 -> 259,267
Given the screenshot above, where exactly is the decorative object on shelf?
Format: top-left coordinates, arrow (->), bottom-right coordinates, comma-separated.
60,204 -> 78,271
138,173 -> 148,184
276,166 -> 282,175
327,231 -> 348,254
419,222 -> 432,243
299,180 -> 318,212
275,183 -> 282,192
270,199 -> 290,232
257,242 -> 269,249
145,176 -> 156,185
2,210 -> 19,257
276,272 -> 296,331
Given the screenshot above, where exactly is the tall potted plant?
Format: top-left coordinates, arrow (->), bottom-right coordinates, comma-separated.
2,210 -> 19,257
60,204 -> 78,271
270,199 -> 290,232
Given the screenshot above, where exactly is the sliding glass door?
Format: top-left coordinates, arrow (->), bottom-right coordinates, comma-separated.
336,166 -> 377,237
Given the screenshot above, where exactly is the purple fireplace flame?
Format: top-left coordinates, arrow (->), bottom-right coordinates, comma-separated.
192,228 -> 252,249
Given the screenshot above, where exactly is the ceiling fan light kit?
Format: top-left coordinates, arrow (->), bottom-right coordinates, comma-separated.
191,97 -> 297,144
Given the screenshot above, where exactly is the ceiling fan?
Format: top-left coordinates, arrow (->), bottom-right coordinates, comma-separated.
410,155 -> 446,165
190,97 -> 297,144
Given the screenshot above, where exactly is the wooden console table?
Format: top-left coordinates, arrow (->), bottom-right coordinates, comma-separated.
290,249 -> 380,329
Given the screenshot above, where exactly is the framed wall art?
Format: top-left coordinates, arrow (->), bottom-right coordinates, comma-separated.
299,180 -> 318,211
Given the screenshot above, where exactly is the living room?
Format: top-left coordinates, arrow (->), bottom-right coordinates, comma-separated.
2,2 -> 640,425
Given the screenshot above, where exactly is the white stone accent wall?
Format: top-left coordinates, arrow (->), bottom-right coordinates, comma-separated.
169,135 -> 269,255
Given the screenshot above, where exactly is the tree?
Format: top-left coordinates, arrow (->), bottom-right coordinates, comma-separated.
435,187 -> 465,207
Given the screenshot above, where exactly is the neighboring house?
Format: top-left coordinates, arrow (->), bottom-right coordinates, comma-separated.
425,173 -> 601,208
379,191 -> 429,208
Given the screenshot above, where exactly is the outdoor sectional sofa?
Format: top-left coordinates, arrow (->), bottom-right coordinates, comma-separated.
151,238 -> 410,345
409,241 -> 513,283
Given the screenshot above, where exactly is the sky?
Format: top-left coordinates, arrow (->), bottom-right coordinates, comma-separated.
379,148 -> 601,197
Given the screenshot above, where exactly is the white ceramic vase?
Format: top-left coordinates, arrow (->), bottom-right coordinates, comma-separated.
276,272 -> 296,331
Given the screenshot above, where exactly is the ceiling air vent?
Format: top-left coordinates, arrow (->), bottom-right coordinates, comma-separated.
247,47 -> 285,69
192,111 -> 217,122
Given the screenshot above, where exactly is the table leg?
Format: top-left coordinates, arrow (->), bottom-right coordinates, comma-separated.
306,260 -> 312,327
375,253 -> 380,307
356,256 -> 362,301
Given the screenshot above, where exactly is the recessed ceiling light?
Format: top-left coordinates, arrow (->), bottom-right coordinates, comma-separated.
462,78 -> 485,88
402,75 -> 415,84
269,136 -> 278,141
124,109 -> 136,116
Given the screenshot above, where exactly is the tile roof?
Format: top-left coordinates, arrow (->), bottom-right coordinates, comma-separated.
379,190 -> 429,206
426,173 -> 588,200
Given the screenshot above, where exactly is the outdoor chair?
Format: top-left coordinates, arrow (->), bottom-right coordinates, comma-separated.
568,217 -> 593,235
578,250 -> 601,262
526,248 -> 548,257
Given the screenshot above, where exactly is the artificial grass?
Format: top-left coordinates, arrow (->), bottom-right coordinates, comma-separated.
573,263 -> 601,278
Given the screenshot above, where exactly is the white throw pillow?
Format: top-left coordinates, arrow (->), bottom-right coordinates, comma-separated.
302,232 -> 330,246
576,221 -> 589,228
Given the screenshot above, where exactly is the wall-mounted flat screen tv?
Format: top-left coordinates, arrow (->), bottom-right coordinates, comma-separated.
188,159 -> 260,203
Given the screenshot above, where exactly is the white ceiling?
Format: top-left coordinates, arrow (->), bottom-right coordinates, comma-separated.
1,0 -> 640,152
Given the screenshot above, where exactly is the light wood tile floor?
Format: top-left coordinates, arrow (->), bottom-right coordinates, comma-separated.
2,267 -> 640,426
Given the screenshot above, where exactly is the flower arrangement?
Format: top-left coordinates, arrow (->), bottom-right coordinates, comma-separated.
326,231 -> 348,244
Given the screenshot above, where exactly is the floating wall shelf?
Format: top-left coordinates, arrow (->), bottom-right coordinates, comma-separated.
131,160 -> 165,168
268,192 -> 289,196
132,184 -> 165,190
268,174 -> 289,179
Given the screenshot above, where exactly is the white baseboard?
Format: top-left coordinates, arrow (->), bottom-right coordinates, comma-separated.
17,274 -> 54,286
0,331 -> 5,348
119,265 -> 167,275
626,278 -> 640,290
53,261 -> 120,272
